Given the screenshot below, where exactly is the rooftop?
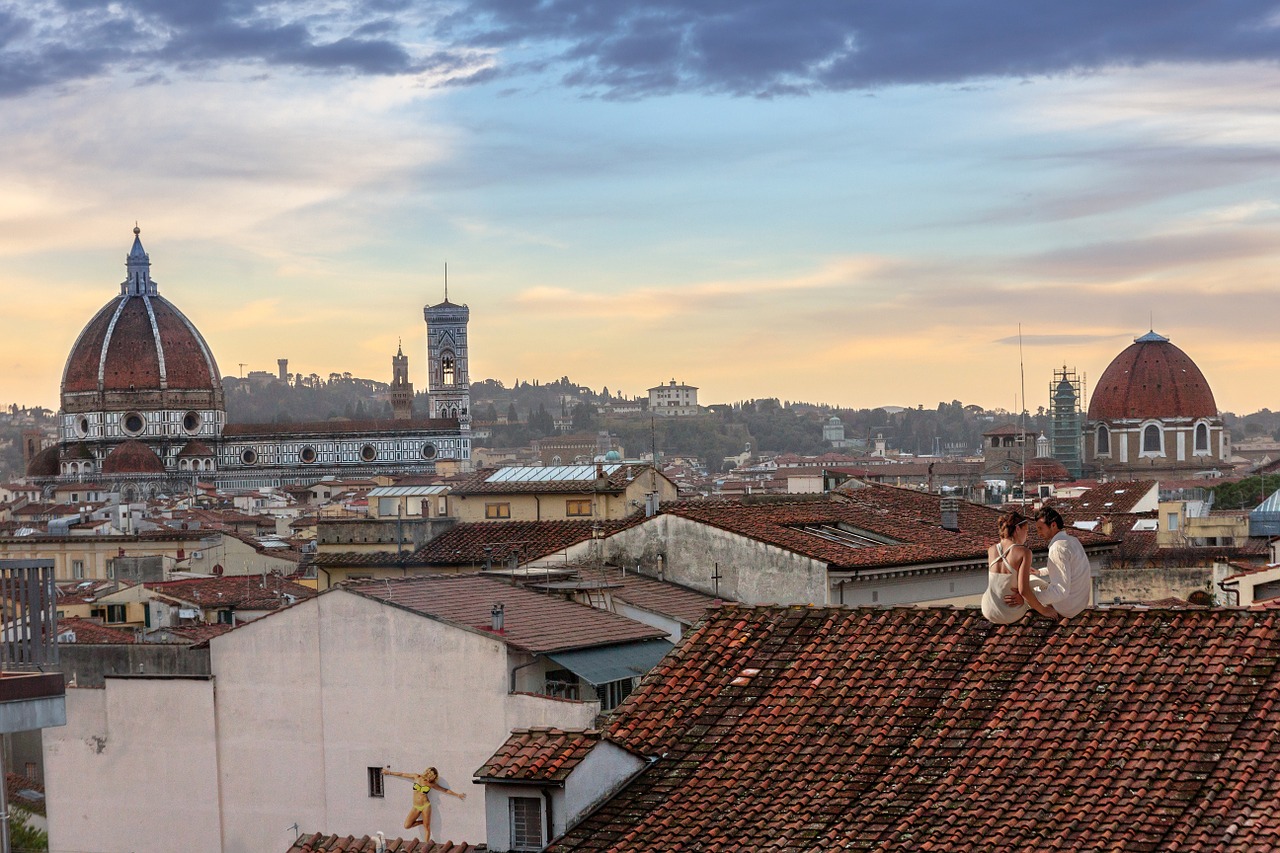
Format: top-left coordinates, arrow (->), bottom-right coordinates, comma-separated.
552,605 -> 1280,851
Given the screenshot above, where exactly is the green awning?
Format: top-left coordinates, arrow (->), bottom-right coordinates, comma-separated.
546,639 -> 674,686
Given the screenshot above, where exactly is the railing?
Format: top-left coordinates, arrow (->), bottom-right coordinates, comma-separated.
0,560 -> 58,669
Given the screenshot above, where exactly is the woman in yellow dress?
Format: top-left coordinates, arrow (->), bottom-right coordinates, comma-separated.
382,765 -> 466,841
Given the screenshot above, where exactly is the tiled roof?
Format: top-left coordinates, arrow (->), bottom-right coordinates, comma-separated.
552,605 -> 1280,851
287,835 -> 483,852
665,487 -> 1115,572
476,728 -> 601,783
414,520 -> 642,566
57,617 -> 135,644
161,623 -> 235,643
1088,334 -> 1217,421
595,567 -> 725,625
346,574 -> 667,654
1056,480 -> 1158,516
145,575 -> 316,610
6,772 -> 45,816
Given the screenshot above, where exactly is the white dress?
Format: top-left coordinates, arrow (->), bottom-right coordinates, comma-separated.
981,543 -> 1028,625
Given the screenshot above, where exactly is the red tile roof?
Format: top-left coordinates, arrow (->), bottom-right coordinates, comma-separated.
1088,334 -> 1217,421
476,728 -> 601,783
664,487 -> 1115,572
415,520 -> 642,567
346,575 -> 667,654
57,617 -> 136,644
594,567 -> 725,625
552,605 -> 1280,851
145,575 -> 316,610
287,835 -> 483,852
1055,480 -> 1158,517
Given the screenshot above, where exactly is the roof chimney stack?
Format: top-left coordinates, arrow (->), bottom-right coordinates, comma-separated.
940,497 -> 961,532
491,602 -> 505,632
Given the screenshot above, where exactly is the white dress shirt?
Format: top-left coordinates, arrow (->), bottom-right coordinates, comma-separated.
1038,530 -> 1091,618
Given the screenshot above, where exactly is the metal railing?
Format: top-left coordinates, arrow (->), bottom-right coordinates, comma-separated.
0,560 -> 58,669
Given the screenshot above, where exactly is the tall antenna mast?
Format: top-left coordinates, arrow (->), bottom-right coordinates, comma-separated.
1019,324 -> 1027,504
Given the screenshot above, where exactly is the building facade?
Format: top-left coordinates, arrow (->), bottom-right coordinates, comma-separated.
1084,331 -> 1230,479
647,379 -> 699,416
27,229 -> 471,496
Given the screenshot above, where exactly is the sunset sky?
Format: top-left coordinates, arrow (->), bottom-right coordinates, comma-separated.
3,2 -> 1280,414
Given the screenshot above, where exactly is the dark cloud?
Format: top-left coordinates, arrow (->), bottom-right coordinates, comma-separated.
449,0 -> 1280,96
0,0 -> 430,96
4,0 -> 1280,98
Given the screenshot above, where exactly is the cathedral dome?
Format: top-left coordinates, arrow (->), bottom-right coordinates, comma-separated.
1087,332 -> 1217,422
102,440 -> 166,474
61,228 -> 223,414
26,445 -> 60,477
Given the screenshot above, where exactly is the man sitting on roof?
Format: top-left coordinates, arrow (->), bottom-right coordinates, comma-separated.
1007,505 -> 1091,619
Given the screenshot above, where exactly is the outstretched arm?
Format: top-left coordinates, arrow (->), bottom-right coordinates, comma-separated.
382,767 -> 416,781
433,782 -> 467,800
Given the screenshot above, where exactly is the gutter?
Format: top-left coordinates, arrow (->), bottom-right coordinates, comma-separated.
510,655 -> 541,694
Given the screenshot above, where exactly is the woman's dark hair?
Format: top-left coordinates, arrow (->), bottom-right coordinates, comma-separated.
998,511 -> 1026,539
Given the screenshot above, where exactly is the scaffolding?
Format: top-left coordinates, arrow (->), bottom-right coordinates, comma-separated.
1050,367 -> 1083,479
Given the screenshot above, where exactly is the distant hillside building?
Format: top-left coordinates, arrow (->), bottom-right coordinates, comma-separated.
648,379 -> 699,417
1085,331 -> 1230,479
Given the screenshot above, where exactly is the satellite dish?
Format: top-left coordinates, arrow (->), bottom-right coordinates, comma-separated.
212,564 -> 224,577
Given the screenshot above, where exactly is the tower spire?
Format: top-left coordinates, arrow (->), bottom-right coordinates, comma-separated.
444,262 -> 448,302
123,225 -> 156,296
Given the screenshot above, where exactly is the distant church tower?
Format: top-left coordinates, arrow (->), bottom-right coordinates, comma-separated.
424,279 -> 470,428
390,342 -> 414,420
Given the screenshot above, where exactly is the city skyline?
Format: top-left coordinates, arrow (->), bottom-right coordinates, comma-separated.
3,3 -> 1280,413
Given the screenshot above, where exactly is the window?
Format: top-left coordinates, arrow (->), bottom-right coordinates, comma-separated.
442,352 -> 456,386
217,609 -> 235,625
122,412 -> 145,435
566,499 -> 592,517
485,503 -> 511,519
1142,424 -> 1163,455
1167,512 -> 1179,531
183,411 -> 201,433
241,448 -> 258,465
300,446 -> 317,463
106,604 -> 126,624
367,767 -> 385,798
510,797 -> 544,851
1195,422 -> 1209,453
1096,425 -> 1110,455
360,444 -> 377,462
72,559 -> 85,579
422,443 -> 437,459
596,678 -> 635,711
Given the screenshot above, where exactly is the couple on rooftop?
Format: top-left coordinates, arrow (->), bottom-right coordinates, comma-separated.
981,505 -> 1090,624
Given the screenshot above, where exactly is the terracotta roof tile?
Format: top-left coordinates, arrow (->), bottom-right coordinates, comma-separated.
57,617 -> 136,644
550,605 -> 1280,851
415,520 -> 643,567
144,575 -> 316,610
666,487 -> 1115,571
346,574 -> 667,654
476,728 -> 601,783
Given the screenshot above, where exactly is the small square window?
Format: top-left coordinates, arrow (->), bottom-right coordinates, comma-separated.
485,503 -> 511,519
367,766 -> 385,798
510,796 -> 544,850
566,499 -> 592,517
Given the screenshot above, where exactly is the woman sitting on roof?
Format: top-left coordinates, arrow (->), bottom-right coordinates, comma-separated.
981,510 -> 1057,624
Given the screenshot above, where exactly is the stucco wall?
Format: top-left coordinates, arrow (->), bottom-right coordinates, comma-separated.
1096,565 -> 1212,603
605,515 -> 827,605
562,742 -> 645,833
44,679 -> 221,853
57,642 -> 211,688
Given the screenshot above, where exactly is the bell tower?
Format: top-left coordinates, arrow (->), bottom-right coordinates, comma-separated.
424,277 -> 470,428
390,341 -> 413,420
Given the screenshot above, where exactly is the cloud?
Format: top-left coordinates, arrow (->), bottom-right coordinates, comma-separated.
992,333 -> 1130,347
7,1 -> 1280,99
445,1 -> 1280,97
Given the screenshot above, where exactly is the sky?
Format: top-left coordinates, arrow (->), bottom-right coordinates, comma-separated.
3,1 -> 1280,415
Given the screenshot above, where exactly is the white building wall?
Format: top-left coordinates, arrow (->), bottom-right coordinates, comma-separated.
44,679 -> 222,853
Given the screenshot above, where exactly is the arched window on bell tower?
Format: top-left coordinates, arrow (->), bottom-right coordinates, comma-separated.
442,352 -> 455,387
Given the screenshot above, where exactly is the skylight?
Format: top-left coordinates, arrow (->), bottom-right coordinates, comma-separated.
486,464 -> 622,483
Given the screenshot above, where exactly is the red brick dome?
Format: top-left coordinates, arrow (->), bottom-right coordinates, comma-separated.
60,229 -> 223,414
102,440 -> 166,474
1024,457 -> 1071,482
26,445 -> 60,477
1087,332 -> 1217,422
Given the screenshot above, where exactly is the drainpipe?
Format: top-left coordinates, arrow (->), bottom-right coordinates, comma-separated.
510,656 -> 540,694
534,495 -> 541,521
543,787 -> 554,843
1218,578 -> 1240,607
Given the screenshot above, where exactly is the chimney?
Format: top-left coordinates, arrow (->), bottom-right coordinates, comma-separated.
491,603 -> 505,632
483,545 -> 494,571
940,497 -> 960,532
